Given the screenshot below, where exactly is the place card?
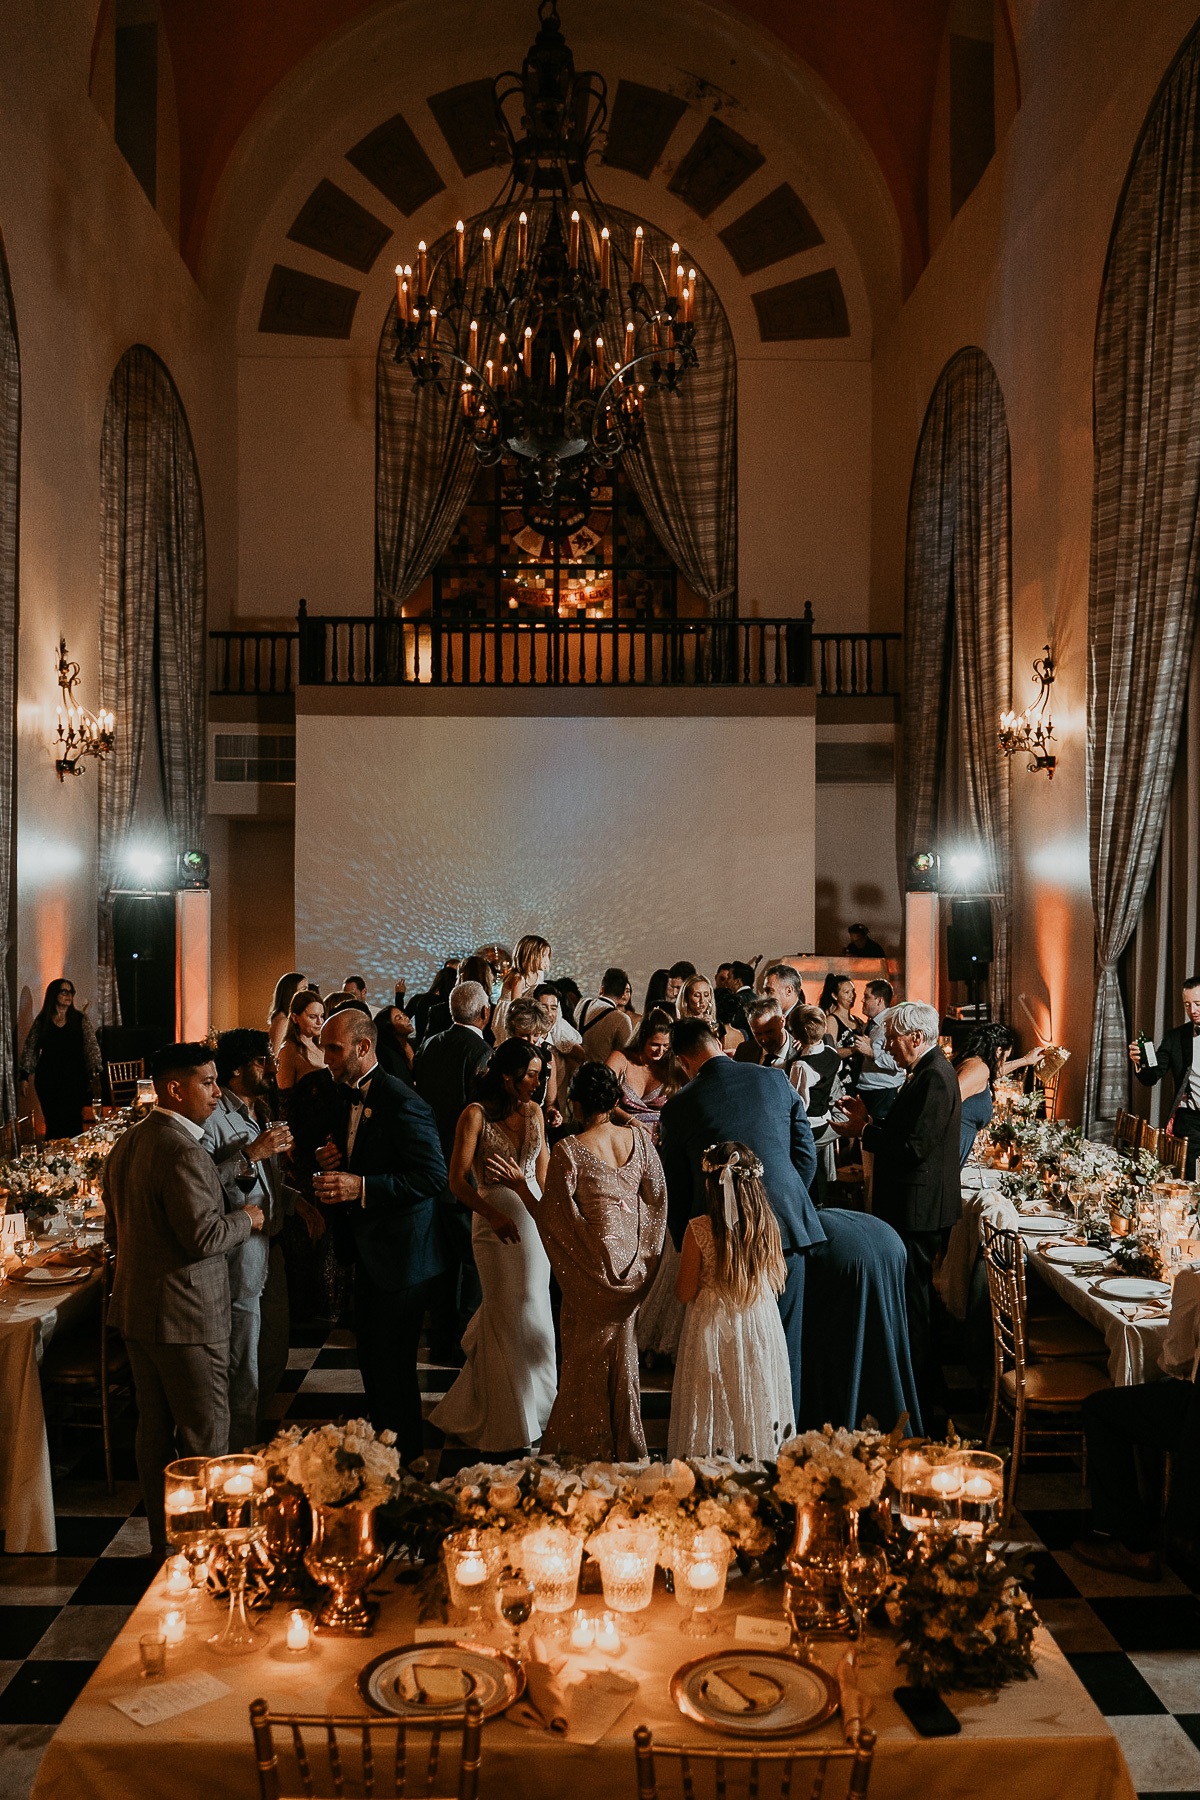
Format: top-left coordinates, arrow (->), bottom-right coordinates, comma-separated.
734,1615 -> 792,1648
110,1671 -> 231,1728
413,1625 -> 458,1641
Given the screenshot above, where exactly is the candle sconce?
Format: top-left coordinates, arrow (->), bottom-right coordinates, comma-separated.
998,645 -> 1057,778
53,638 -> 114,780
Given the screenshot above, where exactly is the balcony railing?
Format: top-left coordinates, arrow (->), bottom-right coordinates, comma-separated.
208,608 -> 902,697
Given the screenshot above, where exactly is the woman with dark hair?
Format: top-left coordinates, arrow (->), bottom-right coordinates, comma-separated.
818,974 -> 864,1060
954,1024 -> 1040,1165
641,968 -> 677,1020
373,1003 -> 416,1083
430,1038 -> 556,1453
534,1061 -> 666,1459
607,1007 -> 674,1139
275,989 -> 325,1094
18,979 -> 101,1138
267,972 -> 306,1057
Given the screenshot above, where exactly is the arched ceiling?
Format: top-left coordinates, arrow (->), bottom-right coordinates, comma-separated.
153,0 -> 954,285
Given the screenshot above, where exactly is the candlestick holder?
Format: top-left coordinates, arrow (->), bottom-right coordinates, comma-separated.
204,1455 -> 271,1655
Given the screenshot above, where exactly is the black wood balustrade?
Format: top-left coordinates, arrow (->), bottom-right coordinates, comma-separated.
208,606 -> 902,697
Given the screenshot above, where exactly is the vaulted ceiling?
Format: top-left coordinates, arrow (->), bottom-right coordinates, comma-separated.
153,1 -> 957,284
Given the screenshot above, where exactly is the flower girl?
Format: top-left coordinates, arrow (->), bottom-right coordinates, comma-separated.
667,1141 -> 795,1460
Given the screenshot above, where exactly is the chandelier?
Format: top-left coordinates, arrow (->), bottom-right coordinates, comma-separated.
998,645 -> 1057,778
53,638 -> 114,781
393,0 -> 698,504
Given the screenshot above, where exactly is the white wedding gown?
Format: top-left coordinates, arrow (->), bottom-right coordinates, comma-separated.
430,1104 -> 557,1451
667,1215 -> 795,1461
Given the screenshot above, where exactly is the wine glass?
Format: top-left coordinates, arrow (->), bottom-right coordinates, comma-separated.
498,1570 -> 534,1659
840,1548 -> 889,1667
13,1234 -> 36,1276
64,1200 -> 87,1251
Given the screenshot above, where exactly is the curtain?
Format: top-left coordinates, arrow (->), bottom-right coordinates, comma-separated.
0,239 -> 18,1129
1084,28 -> 1200,1136
902,347 -> 1013,1017
98,346 -> 206,1025
374,207 -> 738,618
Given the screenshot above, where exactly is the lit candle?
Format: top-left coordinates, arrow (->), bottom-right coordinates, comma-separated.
161,1609 -> 186,1647
624,321 -> 634,364
964,1474 -> 998,1499
456,1553 -> 488,1587
485,358 -> 494,387
599,227 -> 610,288
571,327 -> 581,366
395,265 -> 407,321
164,1556 -> 190,1597
595,335 -> 605,377
688,1560 -> 719,1591
455,219 -> 465,281
461,382 -> 472,420
930,1468 -> 962,1496
469,319 -> 478,366
482,226 -> 494,288
223,1474 -> 253,1498
683,282 -> 693,323
166,1487 -> 196,1513
523,327 -> 533,377
670,244 -> 681,297
632,226 -> 643,285
517,211 -> 528,266
549,352 -> 557,388
595,1614 -> 621,1653
569,209 -> 580,269
417,241 -> 428,295
285,1610 -> 312,1653
570,1613 -> 594,1649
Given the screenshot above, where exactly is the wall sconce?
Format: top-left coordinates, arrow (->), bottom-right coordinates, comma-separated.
998,645 -> 1057,778
54,637 -> 115,780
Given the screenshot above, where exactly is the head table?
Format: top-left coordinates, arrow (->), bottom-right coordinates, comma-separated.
30,1559 -> 1135,1800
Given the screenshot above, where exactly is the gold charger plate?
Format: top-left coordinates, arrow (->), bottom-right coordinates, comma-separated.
670,1649 -> 839,1740
9,1263 -> 92,1285
357,1640 -> 523,1726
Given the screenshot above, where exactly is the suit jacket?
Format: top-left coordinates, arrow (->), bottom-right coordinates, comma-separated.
658,1056 -> 824,1254
862,1046 -> 962,1235
1135,1022 -> 1200,1111
203,1090 -> 287,1302
732,1004 -> 805,1062
340,1065 -> 450,1290
414,1023 -> 492,1160
102,1109 -> 252,1344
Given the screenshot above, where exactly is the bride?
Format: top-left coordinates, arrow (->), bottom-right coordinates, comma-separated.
430,1038 -> 556,1454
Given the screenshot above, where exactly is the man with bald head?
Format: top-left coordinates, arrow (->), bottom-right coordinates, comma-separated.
313,1009 -> 449,1463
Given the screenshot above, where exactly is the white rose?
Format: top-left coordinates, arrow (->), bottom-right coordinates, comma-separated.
489,1483 -> 520,1511
667,1460 -> 695,1499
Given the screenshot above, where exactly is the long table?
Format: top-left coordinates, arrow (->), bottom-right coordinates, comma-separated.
31,1562 -> 1136,1800
0,1259 -> 100,1553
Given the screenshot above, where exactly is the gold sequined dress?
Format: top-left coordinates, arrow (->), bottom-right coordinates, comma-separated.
536,1127 -> 667,1460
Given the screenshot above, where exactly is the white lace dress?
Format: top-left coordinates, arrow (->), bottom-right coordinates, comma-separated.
666,1215 -> 795,1462
430,1105 -> 557,1451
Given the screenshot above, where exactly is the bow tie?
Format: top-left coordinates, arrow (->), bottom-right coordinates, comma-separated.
346,1080 -> 372,1109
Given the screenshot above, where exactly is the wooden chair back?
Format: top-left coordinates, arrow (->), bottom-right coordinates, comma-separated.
249,1700 -> 483,1800
1156,1130 -> 1188,1175
106,1059 -> 144,1108
632,1726 -> 876,1799
1113,1109 -> 1137,1149
1036,1070 -> 1061,1121
1136,1116 -> 1158,1152
980,1219 -> 1029,1389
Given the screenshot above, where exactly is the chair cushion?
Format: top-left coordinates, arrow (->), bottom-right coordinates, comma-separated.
1000,1362 -> 1111,1406
1027,1316 -> 1109,1360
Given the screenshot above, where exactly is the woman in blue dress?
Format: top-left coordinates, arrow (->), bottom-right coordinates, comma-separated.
953,1024 -> 1041,1165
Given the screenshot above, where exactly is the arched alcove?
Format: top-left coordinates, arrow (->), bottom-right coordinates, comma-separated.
902,346 -> 1013,1018
97,345 -> 205,1024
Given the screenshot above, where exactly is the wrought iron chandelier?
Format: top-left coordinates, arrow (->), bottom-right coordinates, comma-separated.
393,0 -> 699,504
53,638 -> 114,781
998,645 -> 1057,778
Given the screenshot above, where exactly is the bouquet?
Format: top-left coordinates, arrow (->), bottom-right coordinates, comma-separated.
265,1420 -> 401,1509
887,1534 -> 1039,1692
1113,1232 -> 1165,1281
771,1425 -> 892,1513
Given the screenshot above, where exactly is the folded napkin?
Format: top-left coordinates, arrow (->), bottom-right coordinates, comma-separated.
510,1637 -> 638,1745
44,1246 -> 102,1267
513,1636 -> 569,1734
835,1648 -> 872,1743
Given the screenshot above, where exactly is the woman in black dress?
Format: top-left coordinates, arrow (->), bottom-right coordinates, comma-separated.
19,979 -> 102,1138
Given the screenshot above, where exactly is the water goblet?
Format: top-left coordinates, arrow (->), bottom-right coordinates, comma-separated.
672,1530 -> 733,1638
64,1200 -> 87,1251
163,1457 -> 217,1616
498,1571 -> 534,1659
13,1235 -> 36,1276
840,1548 -> 889,1666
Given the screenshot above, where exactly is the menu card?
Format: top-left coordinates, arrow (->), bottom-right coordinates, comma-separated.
110,1672 -> 231,1728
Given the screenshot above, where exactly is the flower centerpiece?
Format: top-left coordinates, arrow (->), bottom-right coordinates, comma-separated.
265,1421 -> 401,1635
886,1533 -> 1038,1692
1113,1231 -> 1166,1281
765,1425 -> 898,1637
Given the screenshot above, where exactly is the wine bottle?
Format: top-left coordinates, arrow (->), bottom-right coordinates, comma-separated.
1137,1031 -> 1158,1068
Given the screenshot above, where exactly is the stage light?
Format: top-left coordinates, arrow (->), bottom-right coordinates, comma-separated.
905,851 -> 940,892
123,844 -> 164,884
946,849 -> 983,878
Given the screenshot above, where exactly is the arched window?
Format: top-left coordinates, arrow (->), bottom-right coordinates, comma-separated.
0,232 -> 18,1125
98,346 -> 205,1025
902,347 -> 1012,1016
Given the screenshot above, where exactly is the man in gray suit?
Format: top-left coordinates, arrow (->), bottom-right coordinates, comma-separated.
203,1029 -> 297,1450
103,1041 -> 264,1559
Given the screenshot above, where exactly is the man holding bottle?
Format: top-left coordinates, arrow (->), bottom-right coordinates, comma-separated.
1129,974 -> 1200,1177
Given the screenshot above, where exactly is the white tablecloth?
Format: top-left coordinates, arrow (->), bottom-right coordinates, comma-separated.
0,1262 -> 100,1553
30,1564 -> 1136,1800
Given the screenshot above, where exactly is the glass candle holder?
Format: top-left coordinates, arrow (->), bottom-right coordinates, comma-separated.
568,1609 -> 595,1650
139,1633 -> 167,1680
521,1527 -> 583,1641
589,1529 -> 657,1637
283,1609 -> 315,1657
164,1456 -> 216,1613
444,1530 -> 503,1639
203,1455 -> 271,1655
673,1530 -> 732,1637
947,1450 -> 1005,1537
160,1607 -> 186,1647
594,1612 -> 622,1654
896,1452 -> 961,1534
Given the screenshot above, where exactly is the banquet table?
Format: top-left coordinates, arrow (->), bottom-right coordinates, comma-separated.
31,1562 -> 1136,1800
0,1239 -> 102,1554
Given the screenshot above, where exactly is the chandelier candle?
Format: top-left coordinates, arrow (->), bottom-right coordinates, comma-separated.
456,219 -> 465,280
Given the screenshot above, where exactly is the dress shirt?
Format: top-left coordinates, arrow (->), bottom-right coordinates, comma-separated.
222,1091 -> 269,1210
346,1071 -> 374,1161
1185,1028 -> 1200,1109
154,1105 -> 207,1143
857,1017 -> 906,1093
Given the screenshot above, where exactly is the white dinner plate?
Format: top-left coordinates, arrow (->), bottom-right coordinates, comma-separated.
10,1265 -> 89,1284
358,1641 -> 522,1724
671,1650 -> 838,1740
1091,1276 -> 1171,1302
1041,1245 -> 1109,1268
1019,1217 -> 1065,1236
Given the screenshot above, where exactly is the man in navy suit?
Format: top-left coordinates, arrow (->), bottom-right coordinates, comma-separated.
658,1017 -> 824,1406
314,1010 -> 449,1464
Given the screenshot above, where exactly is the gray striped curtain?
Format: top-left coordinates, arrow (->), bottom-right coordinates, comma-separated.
0,239 -> 18,1128
98,346 -> 206,1025
902,348 -> 1013,1017
1084,24 -> 1200,1136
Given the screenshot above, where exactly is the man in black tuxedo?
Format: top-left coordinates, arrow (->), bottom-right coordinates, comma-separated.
658,1017 -> 824,1409
1129,975 -> 1200,1176
313,1010 -> 449,1464
834,1000 -> 961,1404
413,980 -> 492,1360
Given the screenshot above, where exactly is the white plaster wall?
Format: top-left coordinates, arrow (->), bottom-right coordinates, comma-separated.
814,785 -> 902,959
295,711 -> 815,1000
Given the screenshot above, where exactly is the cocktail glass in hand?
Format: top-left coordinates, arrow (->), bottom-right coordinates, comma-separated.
204,1455 -> 271,1654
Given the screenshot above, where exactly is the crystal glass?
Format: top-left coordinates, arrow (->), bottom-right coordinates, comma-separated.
139,1633 -> 167,1679
520,1527 -> 582,1642
13,1235 -> 36,1272
589,1529 -> 657,1637
896,1452 -> 960,1534
203,1455 -> 270,1654
498,1570 -> 534,1658
444,1530 -> 503,1640
672,1529 -> 733,1638
947,1451 -> 1006,1538
840,1547 -> 889,1665
64,1200 -> 87,1249
163,1456 -> 217,1613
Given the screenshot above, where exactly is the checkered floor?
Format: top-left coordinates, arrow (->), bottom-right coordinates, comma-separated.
2,1333 -> 1198,1800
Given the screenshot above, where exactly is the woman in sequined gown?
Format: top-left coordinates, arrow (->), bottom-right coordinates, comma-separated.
430,1040 -> 556,1453
532,1063 -> 667,1460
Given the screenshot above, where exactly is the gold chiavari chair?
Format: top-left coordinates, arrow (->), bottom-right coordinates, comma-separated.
1112,1109 -> 1136,1149
41,1245 -> 131,1493
631,1726 -> 876,1800
249,1699 -> 483,1800
1155,1130 -> 1188,1175
105,1059 -> 144,1109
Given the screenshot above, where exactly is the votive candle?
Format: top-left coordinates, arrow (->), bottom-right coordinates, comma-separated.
285,1609 -> 313,1653
161,1608 -> 186,1647
569,1611 -> 594,1650
595,1613 -> 621,1653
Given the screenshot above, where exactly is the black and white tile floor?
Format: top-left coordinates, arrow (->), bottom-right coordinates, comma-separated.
1,1332 -> 1198,1800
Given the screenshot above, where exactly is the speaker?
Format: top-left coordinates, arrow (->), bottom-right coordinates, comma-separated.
906,850 -> 940,892
112,892 -> 176,1031
947,898 -> 994,981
